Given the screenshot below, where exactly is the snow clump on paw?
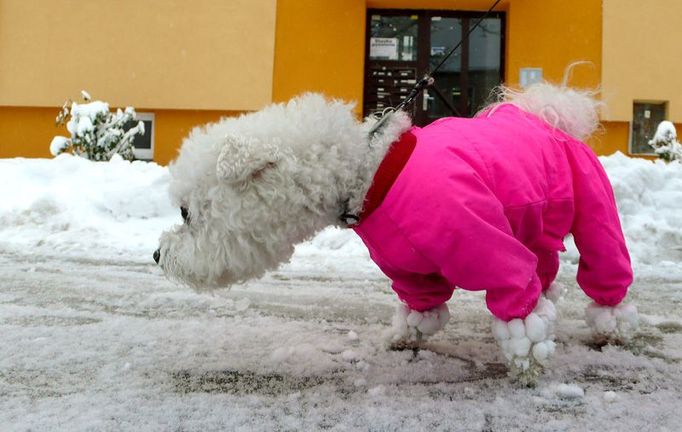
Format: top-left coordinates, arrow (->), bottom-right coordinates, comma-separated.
545,282 -> 566,304
386,303 -> 450,346
492,295 -> 557,385
585,302 -> 639,344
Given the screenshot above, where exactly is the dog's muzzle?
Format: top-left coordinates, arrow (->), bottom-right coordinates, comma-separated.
153,249 -> 160,264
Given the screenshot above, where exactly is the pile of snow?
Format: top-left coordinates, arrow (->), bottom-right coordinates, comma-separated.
601,152 -> 682,265
0,152 -> 681,268
0,154 -> 177,261
49,136 -> 70,156
51,92 -> 145,161
65,100 -> 110,139
650,120 -> 677,143
648,121 -> 682,162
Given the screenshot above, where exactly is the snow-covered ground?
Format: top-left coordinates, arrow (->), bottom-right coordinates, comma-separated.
1,153 -> 682,431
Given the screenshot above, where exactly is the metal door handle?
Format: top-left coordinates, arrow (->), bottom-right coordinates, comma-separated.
422,91 -> 432,111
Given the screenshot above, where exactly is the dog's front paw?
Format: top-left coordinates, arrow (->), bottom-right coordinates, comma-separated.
492,296 -> 557,386
585,302 -> 639,345
386,303 -> 450,349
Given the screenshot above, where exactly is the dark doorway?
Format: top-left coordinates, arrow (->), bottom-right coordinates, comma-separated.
364,10 -> 505,126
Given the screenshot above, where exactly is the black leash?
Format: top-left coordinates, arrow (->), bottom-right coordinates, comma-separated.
369,0 -> 503,136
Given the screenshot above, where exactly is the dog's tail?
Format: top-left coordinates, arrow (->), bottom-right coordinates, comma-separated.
488,63 -> 602,141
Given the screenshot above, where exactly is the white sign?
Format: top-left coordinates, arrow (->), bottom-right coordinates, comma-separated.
370,37 -> 399,60
520,68 -> 543,88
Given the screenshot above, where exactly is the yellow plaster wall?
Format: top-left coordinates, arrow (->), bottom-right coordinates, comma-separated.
0,107 -> 57,158
592,121 -> 630,156
152,109 -> 239,165
0,106 -> 237,164
0,0 -> 647,160
505,0 -> 601,89
272,0 -> 367,110
603,0 -> 682,122
0,0 -> 276,111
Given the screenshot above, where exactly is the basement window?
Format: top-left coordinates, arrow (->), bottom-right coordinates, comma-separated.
126,112 -> 155,161
631,102 -> 666,155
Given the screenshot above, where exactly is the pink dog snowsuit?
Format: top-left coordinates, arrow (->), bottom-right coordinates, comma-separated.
353,104 -> 633,321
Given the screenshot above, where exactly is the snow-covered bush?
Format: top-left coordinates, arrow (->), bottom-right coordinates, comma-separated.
648,120 -> 682,162
50,91 -> 145,161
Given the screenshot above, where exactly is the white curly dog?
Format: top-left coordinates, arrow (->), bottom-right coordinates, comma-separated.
156,83 -> 638,383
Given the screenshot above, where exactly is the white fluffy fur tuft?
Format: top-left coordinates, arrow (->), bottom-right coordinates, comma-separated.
487,82 -> 602,141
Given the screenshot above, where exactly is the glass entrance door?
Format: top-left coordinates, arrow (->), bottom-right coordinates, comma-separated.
364,10 -> 504,127
426,16 -> 464,123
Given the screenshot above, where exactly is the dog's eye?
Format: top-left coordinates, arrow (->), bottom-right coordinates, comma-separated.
180,207 -> 189,223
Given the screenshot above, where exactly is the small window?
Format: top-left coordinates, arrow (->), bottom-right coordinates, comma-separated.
631,102 -> 666,155
127,112 -> 155,161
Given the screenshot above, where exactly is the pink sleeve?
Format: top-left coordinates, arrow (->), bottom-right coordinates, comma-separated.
390,273 -> 455,312
568,145 -> 633,306
413,170 -> 543,321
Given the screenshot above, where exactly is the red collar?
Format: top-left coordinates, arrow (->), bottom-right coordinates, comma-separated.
356,130 -> 417,223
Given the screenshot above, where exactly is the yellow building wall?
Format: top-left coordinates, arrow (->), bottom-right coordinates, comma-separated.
602,0 -> 682,122
0,107 -> 58,159
595,121 -> 630,156
0,0 -> 276,111
0,0 -> 275,162
0,106 -> 237,164
272,0 -> 367,110
152,110 -> 239,165
0,0 -> 659,161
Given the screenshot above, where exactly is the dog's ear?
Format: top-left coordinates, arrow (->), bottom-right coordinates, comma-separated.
216,134 -> 281,183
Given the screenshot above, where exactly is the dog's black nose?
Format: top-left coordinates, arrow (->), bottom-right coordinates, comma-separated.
153,249 -> 160,264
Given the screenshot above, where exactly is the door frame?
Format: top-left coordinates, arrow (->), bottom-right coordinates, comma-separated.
363,9 -> 506,125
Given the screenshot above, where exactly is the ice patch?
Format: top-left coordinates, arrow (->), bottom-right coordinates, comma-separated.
555,383 -> 585,399
604,391 -> 618,403
235,298 -> 251,312
341,350 -> 359,362
368,385 -> 386,397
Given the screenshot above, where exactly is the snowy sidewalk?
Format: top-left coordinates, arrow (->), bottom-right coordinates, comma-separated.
1,154 -> 681,430
1,250 -> 681,431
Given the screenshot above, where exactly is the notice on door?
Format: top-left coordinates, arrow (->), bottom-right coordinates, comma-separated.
370,37 -> 399,60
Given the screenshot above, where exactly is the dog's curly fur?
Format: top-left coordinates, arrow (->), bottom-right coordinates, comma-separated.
157,94 -> 410,289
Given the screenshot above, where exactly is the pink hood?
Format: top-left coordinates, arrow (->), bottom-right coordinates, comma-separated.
353,104 -> 632,321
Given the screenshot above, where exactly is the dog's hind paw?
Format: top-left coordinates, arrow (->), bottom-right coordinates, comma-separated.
492,295 -> 557,384
585,302 -> 639,345
385,303 -> 450,348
